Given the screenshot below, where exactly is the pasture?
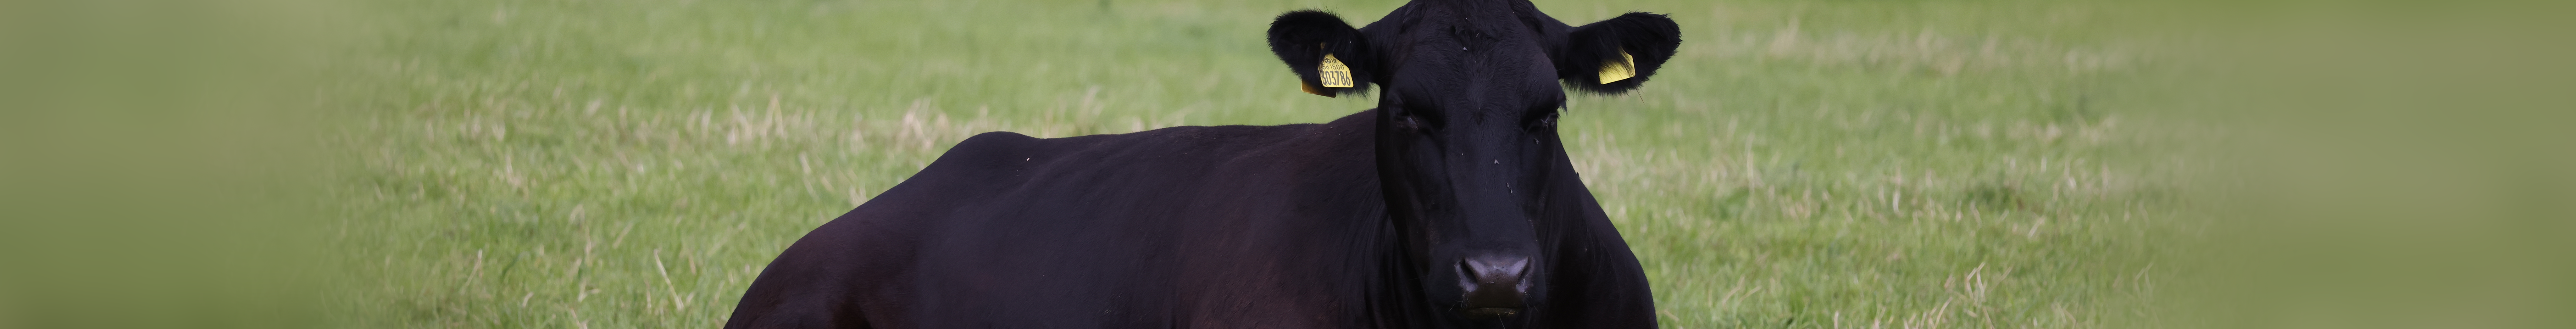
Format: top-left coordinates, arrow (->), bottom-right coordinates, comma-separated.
332,0 -> 2194,327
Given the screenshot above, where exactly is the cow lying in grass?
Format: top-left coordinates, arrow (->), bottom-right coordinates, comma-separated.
725,0 -> 1680,327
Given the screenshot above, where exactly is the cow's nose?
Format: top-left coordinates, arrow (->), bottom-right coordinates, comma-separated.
1456,254 -> 1531,318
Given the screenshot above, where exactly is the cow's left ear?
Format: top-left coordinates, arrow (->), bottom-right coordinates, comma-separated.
1267,10 -> 1374,98
1557,13 -> 1681,94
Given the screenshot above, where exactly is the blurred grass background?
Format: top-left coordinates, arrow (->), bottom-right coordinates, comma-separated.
328,0 -> 2190,327
7,0 -> 2570,328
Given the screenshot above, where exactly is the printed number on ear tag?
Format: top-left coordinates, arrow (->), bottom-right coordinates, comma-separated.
1318,54 -> 1356,88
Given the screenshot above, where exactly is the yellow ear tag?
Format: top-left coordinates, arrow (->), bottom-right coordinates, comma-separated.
1598,51 -> 1637,83
1317,54 -> 1357,88
1301,81 -> 1333,97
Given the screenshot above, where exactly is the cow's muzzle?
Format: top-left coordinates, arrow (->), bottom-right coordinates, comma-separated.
1456,254 -> 1531,318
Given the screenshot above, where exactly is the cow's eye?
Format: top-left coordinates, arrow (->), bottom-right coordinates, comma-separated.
1395,105 -> 1443,132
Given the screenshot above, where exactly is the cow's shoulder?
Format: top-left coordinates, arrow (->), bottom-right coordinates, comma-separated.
881,111 -> 1385,327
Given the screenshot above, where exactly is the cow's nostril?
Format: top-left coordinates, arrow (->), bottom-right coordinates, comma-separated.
1456,254 -> 1531,316
1461,256 -> 1530,286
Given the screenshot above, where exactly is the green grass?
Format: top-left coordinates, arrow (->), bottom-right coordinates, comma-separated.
332,0 -> 2196,327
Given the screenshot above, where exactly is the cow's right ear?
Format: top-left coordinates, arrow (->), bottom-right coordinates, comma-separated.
1558,12 -> 1681,94
1267,10 -> 1373,98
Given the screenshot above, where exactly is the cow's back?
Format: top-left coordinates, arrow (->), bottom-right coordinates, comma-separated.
725,111 -> 1387,328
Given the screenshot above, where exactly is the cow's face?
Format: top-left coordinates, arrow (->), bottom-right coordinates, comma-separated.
1268,2 -> 1679,323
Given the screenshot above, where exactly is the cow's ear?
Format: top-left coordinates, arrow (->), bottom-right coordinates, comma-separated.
1267,10 -> 1374,98
1558,12 -> 1681,94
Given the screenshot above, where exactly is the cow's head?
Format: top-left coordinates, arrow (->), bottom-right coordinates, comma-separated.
1267,0 -> 1679,324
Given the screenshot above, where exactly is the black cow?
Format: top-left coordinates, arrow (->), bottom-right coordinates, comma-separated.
724,1 -> 1680,327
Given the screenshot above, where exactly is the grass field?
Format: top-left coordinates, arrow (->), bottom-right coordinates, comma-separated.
331,0 -> 2197,327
